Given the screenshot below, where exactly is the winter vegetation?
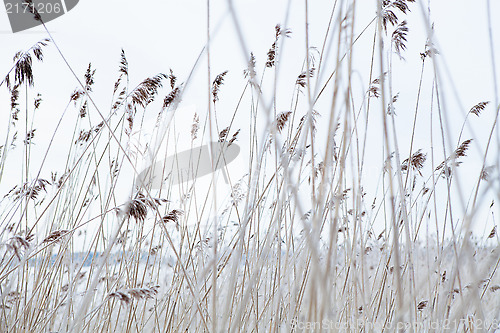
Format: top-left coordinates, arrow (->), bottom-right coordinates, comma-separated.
0,0 -> 499,332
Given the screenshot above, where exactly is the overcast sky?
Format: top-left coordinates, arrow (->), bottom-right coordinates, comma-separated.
1,0 -> 499,236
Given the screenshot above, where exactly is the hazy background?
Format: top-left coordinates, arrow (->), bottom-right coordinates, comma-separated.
1,0 -> 499,237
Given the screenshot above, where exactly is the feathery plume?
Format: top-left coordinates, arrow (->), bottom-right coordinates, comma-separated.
109,286 -> 159,305
7,235 -> 32,260
131,74 -> 167,108
276,111 -> 292,133
119,49 -> 128,76
392,20 -> 409,59
228,129 -> 240,146
219,127 -> 230,142
191,113 -> 200,141
488,226 -> 496,239
122,191 -> 162,222
244,53 -> 256,80
84,63 -> 96,92
162,209 -> 184,224
43,230 -> 69,244
266,24 -> 291,68
401,149 -> 426,173
162,87 -> 180,109
469,101 -> 489,116
168,69 -> 177,89
296,68 -> 315,88
212,70 -> 228,103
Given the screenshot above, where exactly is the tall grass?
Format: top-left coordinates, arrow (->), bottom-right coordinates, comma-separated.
0,0 -> 499,332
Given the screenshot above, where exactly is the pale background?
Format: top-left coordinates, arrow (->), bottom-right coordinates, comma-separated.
0,0 -> 499,237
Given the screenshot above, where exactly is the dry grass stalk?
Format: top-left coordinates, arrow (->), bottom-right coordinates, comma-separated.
10,85 -> 19,110
276,111 -> 292,133
417,300 -> 428,311
218,127 -> 229,141
108,286 -> 159,305
0,6 -> 498,332
43,230 -> 69,243
7,235 -> 32,260
435,139 -> 472,172
392,20 -> 409,59
469,101 -> 489,116
162,86 -> 180,110
212,70 -> 228,103
454,139 -> 472,158
192,113 -> 200,140
228,129 -> 240,146
84,63 -> 95,92
123,191 -> 165,222
131,74 -> 167,108
162,209 -> 184,224
119,49 -> 128,76
23,129 -> 36,145
296,68 -> 315,88
401,149 -> 426,173
9,39 -> 49,88
488,226 -> 496,239
266,24 -> 291,68
11,178 -> 51,201
168,69 -> 177,89
243,52 -> 256,80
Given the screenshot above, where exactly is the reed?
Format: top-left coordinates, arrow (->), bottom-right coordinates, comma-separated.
0,0 -> 498,332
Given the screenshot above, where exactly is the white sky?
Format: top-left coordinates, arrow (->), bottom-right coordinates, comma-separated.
0,0 -> 499,237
